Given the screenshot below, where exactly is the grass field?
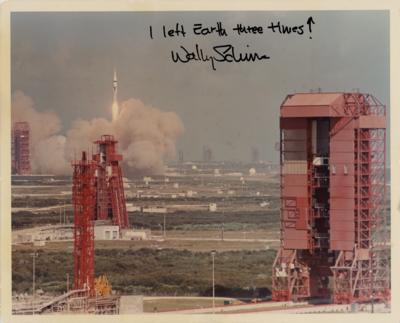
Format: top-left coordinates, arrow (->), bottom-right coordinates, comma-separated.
12,208 -> 280,231
12,247 -> 277,297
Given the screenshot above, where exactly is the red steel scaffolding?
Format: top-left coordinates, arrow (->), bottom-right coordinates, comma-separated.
72,151 -> 96,294
72,135 -> 129,294
272,92 -> 390,304
12,121 -> 31,175
92,135 -> 129,229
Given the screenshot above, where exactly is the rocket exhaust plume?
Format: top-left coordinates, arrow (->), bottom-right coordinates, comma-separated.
112,102 -> 119,123
12,90 -> 184,176
112,68 -> 119,122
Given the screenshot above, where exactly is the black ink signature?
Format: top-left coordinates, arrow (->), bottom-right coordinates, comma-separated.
171,44 -> 270,70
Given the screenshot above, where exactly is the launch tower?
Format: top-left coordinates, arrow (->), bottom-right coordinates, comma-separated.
272,92 -> 390,304
92,135 -> 129,229
12,121 -> 31,175
72,151 -> 96,293
72,135 -> 129,294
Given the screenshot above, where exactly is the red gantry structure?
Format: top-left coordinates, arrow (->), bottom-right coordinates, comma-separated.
72,135 -> 129,294
73,151 -> 96,293
272,92 -> 390,304
12,121 -> 31,175
92,135 -> 129,229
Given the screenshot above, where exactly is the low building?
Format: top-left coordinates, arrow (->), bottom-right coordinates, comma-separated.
143,207 -> 167,214
209,203 -> 217,212
121,229 -> 149,240
94,225 -> 120,240
126,203 -> 141,212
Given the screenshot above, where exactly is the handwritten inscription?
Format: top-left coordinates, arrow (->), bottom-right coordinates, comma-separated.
171,44 -> 270,71
149,17 -> 315,70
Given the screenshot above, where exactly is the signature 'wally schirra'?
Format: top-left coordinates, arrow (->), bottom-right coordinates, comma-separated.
171,44 -> 270,70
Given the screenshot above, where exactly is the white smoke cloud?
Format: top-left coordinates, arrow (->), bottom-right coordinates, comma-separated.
12,91 -> 67,174
33,135 -> 69,175
12,91 -> 184,176
12,91 -> 61,145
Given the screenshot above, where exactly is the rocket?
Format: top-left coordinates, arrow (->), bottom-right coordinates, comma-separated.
113,68 -> 118,102
111,68 -> 119,122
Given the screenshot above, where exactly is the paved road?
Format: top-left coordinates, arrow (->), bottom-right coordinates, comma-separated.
153,236 -> 279,243
155,299 -> 308,314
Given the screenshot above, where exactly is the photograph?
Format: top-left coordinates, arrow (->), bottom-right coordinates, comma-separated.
8,9 -> 391,315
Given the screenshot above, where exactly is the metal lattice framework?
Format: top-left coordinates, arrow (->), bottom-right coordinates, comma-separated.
92,135 -> 129,229
272,92 -> 390,304
331,94 -> 389,303
73,151 -> 96,294
272,249 -> 311,301
12,122 -> 31,175
72,135 -> 130,296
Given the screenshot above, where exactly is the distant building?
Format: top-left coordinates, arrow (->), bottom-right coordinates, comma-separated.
126,203 -> 141,212
143,207 -> 167,214
12,121 -> 31,175
186,190 -> 197,197
209,203 -> 217,212
94,225 -> 119,240
121,230 -> 148,240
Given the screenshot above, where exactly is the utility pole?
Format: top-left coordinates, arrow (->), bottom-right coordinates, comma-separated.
211,250 -> 216,313
66,273 -> 70,313
221,198 -> 225,241
31,252 -> 38,315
